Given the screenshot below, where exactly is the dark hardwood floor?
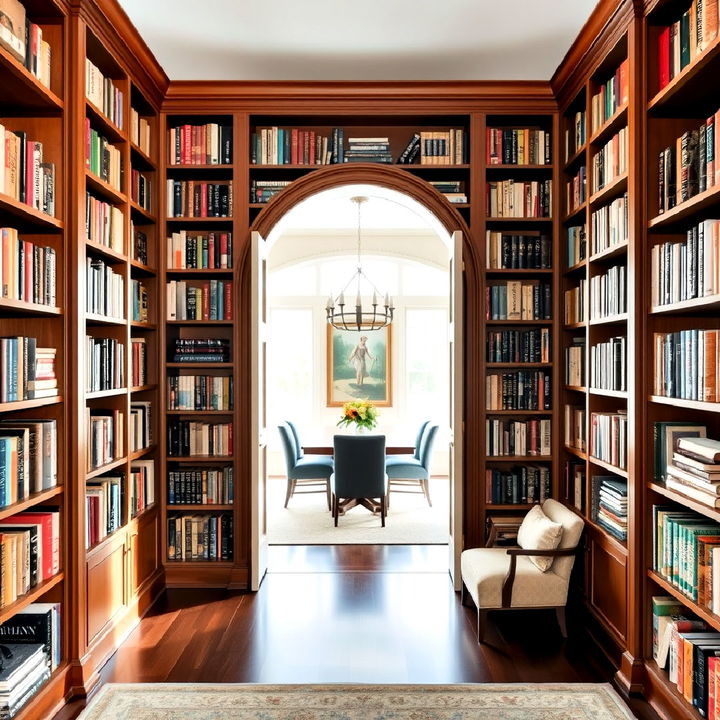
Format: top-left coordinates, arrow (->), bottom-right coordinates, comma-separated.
54,545 -> 653,719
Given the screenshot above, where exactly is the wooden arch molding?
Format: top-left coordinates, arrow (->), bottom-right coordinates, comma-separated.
236,164 -> 485,574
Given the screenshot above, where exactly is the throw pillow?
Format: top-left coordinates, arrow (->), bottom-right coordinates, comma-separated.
517,504 -> 564,572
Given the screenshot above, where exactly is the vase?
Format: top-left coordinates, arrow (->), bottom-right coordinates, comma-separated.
355,424 -> 369,435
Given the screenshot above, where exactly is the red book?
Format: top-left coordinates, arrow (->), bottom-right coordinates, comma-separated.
309,131 -> 316,165
219,233 -> 228,268
24,140 -> 34,207
291,129 -> 299,165
202,282 -> 210,321
183,125 -> 192,165
224,281 -> 232,320
200,182 -> 208,217
658,26 -> 671,90
208,232 -> 215,269
23,240 -> 31,302
0,511 -> 59,580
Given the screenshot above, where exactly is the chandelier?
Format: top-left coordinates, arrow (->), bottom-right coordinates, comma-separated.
325,196 -> 394,332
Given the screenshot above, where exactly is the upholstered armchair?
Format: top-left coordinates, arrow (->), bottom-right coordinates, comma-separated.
278,422 -> 333,509
460,499 -> 584,642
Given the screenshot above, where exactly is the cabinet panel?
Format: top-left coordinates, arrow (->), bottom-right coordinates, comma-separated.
589,531 -> 627,641
130,515 -> 158,594
87,540 -> 126,643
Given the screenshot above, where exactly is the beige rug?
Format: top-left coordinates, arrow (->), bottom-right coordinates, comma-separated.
267,476 -> 448,544
78,683 -> 637,719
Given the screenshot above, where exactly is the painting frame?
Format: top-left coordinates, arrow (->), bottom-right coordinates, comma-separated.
326,324 -> 392,407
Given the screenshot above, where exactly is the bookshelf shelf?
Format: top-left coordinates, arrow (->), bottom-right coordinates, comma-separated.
564,385 -> 587,393
588,104 -> 628,146
648,569 -> 720,634
564,259 -> 587,274
588,388 -> 628,398
486,217 -> 553,223
650,295 -> 720,314
130,259 -> 157,275
166,320 -> 234,326
588,313 -> 628,326
648,482 -> 720,523
131,384 -> 157,393
0,44 -> 64,111
485,456 -> 552,463
130,200 -> 156,224
644,659 -> 702,720
165,268 -> 234,276
0,192 -> 63,230
86,457 -> 128,480
85,526 -> 125,557
85,240 -> 127,263
588,241 -> 628,263
0,396 -> 62,413
85,388 -> 127,399
0,486 -> 64,522
648,184 -> 720,229
131,321 -> 157,330
85,99 -> 126,144
486,164 -> 552,171
486,362 -> 554,368
485,409 -> 551,416
129,445 -> 156,461
588,172 -> 628,208
166,217 -> 234,223
85,313 -> 126,326
588,456 -> 628,478
168,163 -> 234,170
485,268 -> 554,276
564,445 -> 588,461
485,319 -> 553,326
85,169 -> 126,204
563,322 -> 587,330
0,573 -> 65,628
165,362 -> 234,369
564,144 -> 587,171
165,410 -> 234,416
130,143 -> 156,170
649,395 -> 720,413
166,456 -> 234,463
0,298 -> 61,316
167,504 -> 234,511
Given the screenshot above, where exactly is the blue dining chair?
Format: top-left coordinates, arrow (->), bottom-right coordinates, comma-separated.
385,424 -> 439,507
278,422 -> 334,509
331,435 -> 387,527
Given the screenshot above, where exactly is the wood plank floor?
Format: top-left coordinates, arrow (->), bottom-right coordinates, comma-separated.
54,545 -> 654,719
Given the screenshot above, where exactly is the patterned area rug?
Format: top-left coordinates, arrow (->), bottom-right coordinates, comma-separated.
78,683 -> 637,719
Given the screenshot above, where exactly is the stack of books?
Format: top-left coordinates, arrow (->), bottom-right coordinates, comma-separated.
167,420 -> 233,457
0,643 -> 49,719
250,179 -> 291,203
486,179 -> 552,218
485,370 -> 552,411
168,466 -> 234,505
166,180 -> 233,218
593,476 -> 627,541
251,127 -> 339,165
428,181 -> 466,204
0,602 -> 61,672
666,436 -> 720,509
171,338 -> 230,364
343,137 -> 392,164
486,127 -> 551,165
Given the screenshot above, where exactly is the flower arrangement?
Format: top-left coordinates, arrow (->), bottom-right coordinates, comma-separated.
337,400 -> 378,431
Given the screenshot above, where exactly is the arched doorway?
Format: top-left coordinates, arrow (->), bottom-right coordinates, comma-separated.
240,164 -> 481,590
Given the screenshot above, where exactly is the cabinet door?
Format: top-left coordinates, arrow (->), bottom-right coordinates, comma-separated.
589,529 -> 627,642
128,514 -> 159,596
87,537 -> 126,643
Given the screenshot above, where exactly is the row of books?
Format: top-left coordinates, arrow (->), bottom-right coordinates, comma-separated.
85,192 -> 124,251
130,338 -> 147,388
167,466 -> 234,505
85,58 -> 123,129
590,59 -> 628,132
591,127 -> 627,192
0,228 -> 56,307
589,263 -> 626,319
250,179 -> 291,203
86,257 -> 124,319
0,510 -> 60,606
564,110 -> 586,161
485,371 -> 552,411
651,220 -> 720,307
252,127 -> 340,166
87,409 -> 123,471
486,327 -> 551,364
167,420 -> 233,457
566,165 -> 586,213
428,180 -> 466,204
403,130 -> 468,165
485,281 -> 552,321
651,597 -> 720,718
653,329 -> 720,402
168,124 -> 232,166
130,460 -> 154,518
590,410 -> 627,470
0,127 -> 55,216
486,179 -> 552,218
0,338 -> 56,402
129,401 -> 151,453
566,225 -> 586,267
486,466 -> 552,505
657,0 -> 719,91
85,336 -> 124,393
565,337 -> 585,387
485,127 -> 551,165
592,475 -> 627,541
131,279 -> 148,324
661,430 -> 720,510
563,279 -> 585,325
167,375 -> 233,411
85,474 -> 122,548
485,418 -> 551,457
130,110 -> 151,156
166,230 -> 233,269
165,280 -> 232,321
170,338 -> 230,364
591,192 -> 628,255
131,169 -> 151,212
589,336 -> 626,393
0,0 -> 52,89
0,419 -> 57,504
166,180 -> 232,218
167,513 -> 233,561
84,120 -> 122,191
564,405 -> 586,452
132,226 -> 148,265
658,113 -> 720,214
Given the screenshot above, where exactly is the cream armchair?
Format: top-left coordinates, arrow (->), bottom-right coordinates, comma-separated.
460,499 -> 584,643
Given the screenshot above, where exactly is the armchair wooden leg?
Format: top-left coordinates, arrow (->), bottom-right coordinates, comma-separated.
284,478 -> 294,508
477,609 -> 487,643
556,607 -> 568,638
422,478 -> 432,506
380,496 -> 386,527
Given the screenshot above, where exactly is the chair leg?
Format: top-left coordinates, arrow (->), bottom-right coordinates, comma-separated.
380,496 -> 386,527
326,480 -> 331,511
423,478 -> 432,507
477,609 -> 487,643
556,606 -> 568,638
333,495 -> 339,527
284,478 -> 294,508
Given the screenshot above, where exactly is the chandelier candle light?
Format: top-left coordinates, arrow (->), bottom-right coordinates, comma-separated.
326,196 -> 394,332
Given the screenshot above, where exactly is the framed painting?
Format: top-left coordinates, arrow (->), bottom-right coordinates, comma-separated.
326,325 -> 392,407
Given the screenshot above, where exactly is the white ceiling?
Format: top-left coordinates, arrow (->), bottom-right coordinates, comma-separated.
117,0 -> 598,81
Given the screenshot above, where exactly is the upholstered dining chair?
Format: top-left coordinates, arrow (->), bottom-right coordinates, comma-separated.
385,423 -> 438,506
460,498 -> 584,642
331,435 -> 387,527
278,423 -> 334,509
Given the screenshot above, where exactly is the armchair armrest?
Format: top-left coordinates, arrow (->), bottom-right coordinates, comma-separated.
501,546 -> 577,608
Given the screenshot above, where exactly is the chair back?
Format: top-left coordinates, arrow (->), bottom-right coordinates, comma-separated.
541,498 -> 584,580
333,435 -> 386,498
413,420 -> 430,460
277,423 -> 298,474
419,424 -> 439,471
286,420 -> 304,460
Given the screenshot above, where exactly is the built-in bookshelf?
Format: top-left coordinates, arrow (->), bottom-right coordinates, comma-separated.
0,0 -> 67,717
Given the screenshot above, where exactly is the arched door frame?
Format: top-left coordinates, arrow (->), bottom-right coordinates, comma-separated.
238,163 -> 483,581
